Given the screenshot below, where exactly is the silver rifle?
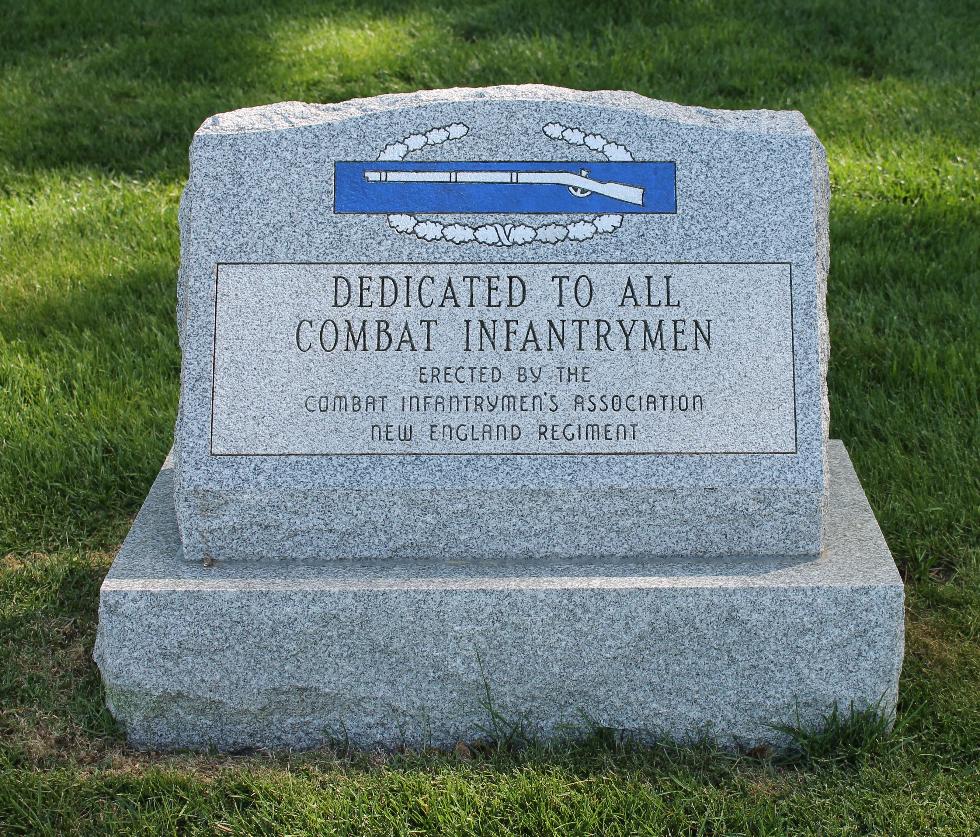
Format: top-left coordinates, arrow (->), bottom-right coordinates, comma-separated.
363,168 -> 645,206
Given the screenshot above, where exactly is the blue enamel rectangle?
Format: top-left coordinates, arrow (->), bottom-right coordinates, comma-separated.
334,161 -> 676,214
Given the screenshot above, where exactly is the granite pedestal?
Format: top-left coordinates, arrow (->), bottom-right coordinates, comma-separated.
94,441 -> 904,751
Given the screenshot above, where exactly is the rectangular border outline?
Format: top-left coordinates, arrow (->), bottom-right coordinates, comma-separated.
332,161 -> 678,215
210,261 -> 798,457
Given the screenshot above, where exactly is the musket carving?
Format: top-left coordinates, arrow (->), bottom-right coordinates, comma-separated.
363,168 -> 645,206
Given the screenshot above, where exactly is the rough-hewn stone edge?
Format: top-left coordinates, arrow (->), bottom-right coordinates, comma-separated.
810,130 -> 832,498
194,85 -> 815,139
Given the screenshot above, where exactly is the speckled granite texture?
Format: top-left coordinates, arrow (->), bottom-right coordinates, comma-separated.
174,86 -> 830,561
95,441 -> 903,751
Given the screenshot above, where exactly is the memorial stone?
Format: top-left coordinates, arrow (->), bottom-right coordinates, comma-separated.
95,86 -> 904,751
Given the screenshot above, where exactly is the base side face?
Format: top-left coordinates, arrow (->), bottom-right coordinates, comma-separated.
96,441 -> 902,751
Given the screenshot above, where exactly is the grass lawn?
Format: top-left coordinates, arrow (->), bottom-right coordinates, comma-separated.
1,0 -> 978,833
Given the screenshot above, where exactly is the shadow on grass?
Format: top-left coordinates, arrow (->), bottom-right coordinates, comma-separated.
0,552 -> 120,767
0,257 -> 179,555
0,0 -> 976,180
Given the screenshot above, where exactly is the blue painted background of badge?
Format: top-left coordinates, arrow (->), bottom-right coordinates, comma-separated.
334,161 -> 676,214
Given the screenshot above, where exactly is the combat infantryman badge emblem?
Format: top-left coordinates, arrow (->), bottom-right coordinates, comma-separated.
334,122 -> 676,246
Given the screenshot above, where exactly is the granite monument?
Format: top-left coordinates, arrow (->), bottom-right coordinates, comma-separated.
95,86 -> 904,751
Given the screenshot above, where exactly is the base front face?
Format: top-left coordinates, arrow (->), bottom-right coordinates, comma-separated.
97,441 -> 902,751
174,484 -> 823,562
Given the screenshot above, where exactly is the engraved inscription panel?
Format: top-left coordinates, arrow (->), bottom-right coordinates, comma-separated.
210,262 -> 796,455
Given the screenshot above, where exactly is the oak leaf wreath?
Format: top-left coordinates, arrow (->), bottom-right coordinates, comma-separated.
375,122 -> 633,247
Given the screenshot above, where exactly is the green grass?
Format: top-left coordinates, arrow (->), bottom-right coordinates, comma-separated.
0,0 -> 977,833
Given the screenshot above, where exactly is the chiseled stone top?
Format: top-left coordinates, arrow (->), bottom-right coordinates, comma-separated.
197,86 -> 814,137
174,85 -> 829,562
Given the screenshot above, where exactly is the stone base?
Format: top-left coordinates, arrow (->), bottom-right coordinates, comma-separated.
95,441 -> 903,751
